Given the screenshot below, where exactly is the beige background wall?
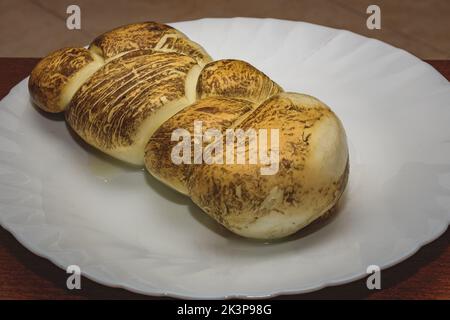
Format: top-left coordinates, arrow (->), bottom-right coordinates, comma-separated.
0,0 -> 449,59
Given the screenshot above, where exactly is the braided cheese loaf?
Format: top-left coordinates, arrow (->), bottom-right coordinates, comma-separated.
29,22 -> 349,239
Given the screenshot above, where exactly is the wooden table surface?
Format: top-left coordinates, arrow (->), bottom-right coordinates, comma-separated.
0,58 -> 448,300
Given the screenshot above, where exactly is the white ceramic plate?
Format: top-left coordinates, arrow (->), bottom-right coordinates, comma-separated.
0,18 -> 449,299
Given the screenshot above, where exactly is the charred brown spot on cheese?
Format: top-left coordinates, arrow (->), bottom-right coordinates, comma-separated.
196,59 -> 283,104
89,21 -> 212,65
28,47 -> 97,113
145,97 -> 254,194
66,51 -> 198,164
187,93 -> 349,239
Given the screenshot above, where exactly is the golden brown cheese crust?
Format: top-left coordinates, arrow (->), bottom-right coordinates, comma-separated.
66,50 -> 197,155
28,47 -> 95,113
145,97 -> 254,194
196,59 -> 283,103
153,36 -> 212,66
90,21 -> 212,65
187,93 -> 349,239
29,22 -> 212,116
90,22 -> 179,59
